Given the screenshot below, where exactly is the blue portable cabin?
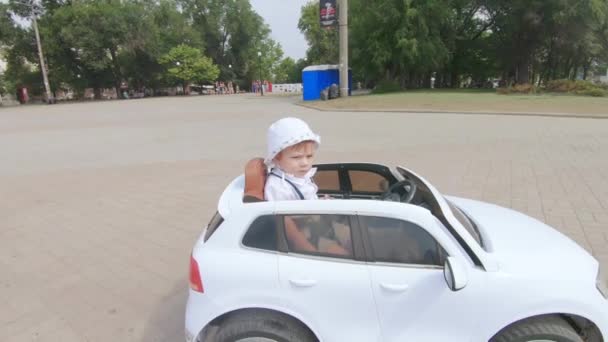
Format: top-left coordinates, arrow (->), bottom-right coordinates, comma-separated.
302,65 -> 352,101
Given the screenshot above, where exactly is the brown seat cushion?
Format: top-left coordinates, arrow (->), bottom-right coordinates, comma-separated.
243,158 -> 267,202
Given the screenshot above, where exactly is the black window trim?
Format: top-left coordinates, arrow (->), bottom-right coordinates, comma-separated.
203,211 -> 224,242
358,214 -> 448,268
240,214 -> 283,253
276,213 -> 366,261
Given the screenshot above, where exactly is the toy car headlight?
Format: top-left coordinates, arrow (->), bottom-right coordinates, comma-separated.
597,267 -> 608,299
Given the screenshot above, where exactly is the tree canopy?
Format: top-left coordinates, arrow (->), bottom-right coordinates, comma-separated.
2,0 -> 607,98
0,0 -> 292,98
299,0 -> 608,88
159,44 -> 220,91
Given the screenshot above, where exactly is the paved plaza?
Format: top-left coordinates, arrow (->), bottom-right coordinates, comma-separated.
1,95 -> 607,341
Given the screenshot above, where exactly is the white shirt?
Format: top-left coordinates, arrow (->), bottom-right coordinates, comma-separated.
264,167 -> 319,201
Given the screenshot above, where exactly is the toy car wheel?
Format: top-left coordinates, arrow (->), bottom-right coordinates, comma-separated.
490,316 -> 583,342
214,310 -> 316,342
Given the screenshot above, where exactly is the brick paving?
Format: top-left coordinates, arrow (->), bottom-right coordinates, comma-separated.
1,95 -> 607,341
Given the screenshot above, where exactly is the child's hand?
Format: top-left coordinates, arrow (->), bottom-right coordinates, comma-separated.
321,194 -> 331,200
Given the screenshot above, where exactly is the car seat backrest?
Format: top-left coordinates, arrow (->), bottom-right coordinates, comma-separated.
243,158 -> 267,203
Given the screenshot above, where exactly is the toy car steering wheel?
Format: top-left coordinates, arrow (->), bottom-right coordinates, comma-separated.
379,179 -> 417,203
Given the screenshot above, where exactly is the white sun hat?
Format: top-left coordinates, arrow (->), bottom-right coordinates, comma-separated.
265,117 -> 321,166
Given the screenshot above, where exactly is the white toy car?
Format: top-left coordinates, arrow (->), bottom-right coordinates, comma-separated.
185,161 -> 608,342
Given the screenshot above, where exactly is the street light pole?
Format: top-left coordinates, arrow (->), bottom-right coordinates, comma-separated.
339,0 -> 349,98
14,0 -> 53,104
228,64 -> 232,94
257,51 -> 264,96
32,14 -> 52,103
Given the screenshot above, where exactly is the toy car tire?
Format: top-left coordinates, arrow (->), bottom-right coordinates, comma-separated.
490,315 -> 583,342
214,310 -> 316,342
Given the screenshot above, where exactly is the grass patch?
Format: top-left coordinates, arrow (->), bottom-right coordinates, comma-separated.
497,80 -> 608,97
371,80 -> 402,94
305,88 -> 608,116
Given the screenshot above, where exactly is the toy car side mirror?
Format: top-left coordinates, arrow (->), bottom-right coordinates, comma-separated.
444,257 -> 468,291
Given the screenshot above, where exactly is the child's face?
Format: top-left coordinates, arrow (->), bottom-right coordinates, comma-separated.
274,141 -> 316,178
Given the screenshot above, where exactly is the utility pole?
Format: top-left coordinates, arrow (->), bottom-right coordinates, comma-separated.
339,0 -> 349,97
32,13 -> 53,104
17,0 -> 53,104
258,51 -> 264,96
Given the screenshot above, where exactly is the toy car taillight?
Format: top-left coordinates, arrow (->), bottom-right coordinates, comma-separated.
189,253 -> 204,293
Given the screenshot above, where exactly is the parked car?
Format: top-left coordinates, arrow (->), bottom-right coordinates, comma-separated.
185,161 -> 607,342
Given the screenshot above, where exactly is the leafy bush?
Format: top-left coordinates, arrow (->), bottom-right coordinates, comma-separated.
577,88 -> 606,97
498,80 -> 607,97
546,79 -> 576,92
496,83 -> 538,95
372,80 -> 402,94
545,79 -> 606,96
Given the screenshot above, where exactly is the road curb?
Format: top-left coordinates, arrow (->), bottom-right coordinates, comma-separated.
295,102 -> 608,119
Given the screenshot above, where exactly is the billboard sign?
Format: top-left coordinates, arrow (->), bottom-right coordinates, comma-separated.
320,0 -> 337,28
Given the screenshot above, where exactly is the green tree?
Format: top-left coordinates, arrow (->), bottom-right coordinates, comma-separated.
249,38 -> 284,82
45,1 -> 140,98
293,58 -> 310,83
1,2 -> 45,95
33,0 -> 204,97
349,0 -> 451,88
123,0 -> 204,91
0,75 -> 4,96
437,0 -> 497,87
298,1 -> 338,64
159,44 -> 220,93
485,0 -> 608,84
2,0 -> 283,95
274,57 -> 297,83
179,0 -> 270,87
0,3 -> 17,44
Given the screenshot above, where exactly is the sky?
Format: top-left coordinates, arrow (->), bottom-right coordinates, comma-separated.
249,0 -> 310,60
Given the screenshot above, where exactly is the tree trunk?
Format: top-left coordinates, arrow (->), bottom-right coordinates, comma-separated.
562,57 -> 572,79
434,73 -> 443,88
450,71 -> 460,88
542,38 -> 555,84
423,73 -> 432,88
108,47 -> 124,99
515,56 -> 530,84
407,71 -> 415,89
450,54 -> 460,88
582,59 -> 590,80
550,55 -> 558,81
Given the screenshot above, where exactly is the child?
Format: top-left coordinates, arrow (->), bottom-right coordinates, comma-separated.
263,117 -> 351,255
264,117 -> 321,201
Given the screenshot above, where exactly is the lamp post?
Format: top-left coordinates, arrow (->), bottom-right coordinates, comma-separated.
175,61 -> 184,95
339,0 -> 349,97
15,0 -> 54,104
257,51 -> 264,96
228,64 -> 232,94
